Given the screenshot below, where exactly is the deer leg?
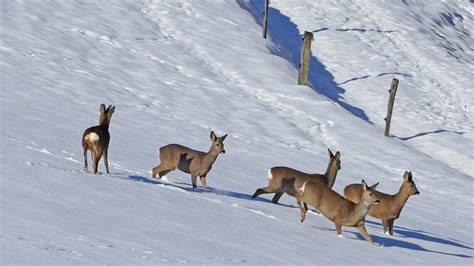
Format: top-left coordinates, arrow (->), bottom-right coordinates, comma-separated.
251,186 -> 276,199
152,164 -> 167,178
335,224 -> 343,237
93,151 -> 103,174
297,199 -> 308,223
295,197 -> 309,210
152,165 -> 160,178
388,219 -> 395,235
103,148 -> 110,174
91,151 -> 97,174
382,219 -> 389,235
271,192 -> 284,204
191,174 -> 198,191
356,223 -> 374,244
200,176 -> 208,192
83,147 -> 88,171
159,169 -> 172,178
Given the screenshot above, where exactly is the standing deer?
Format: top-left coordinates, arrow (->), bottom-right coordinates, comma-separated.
152,131 -> 227,192
251,149 -> 341,204
343,171 -> 419,235
82,104 -> 115,174
296,180 -> 380,244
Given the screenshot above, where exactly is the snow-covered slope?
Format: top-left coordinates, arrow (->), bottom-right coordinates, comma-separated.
1,0 -> 473,264
244,0 -> 474,178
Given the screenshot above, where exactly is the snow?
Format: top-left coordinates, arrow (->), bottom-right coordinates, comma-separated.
1,0 -> 473,264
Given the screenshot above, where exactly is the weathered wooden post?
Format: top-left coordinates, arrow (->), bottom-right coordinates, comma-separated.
262,0 -> 269,38
384,78 -> 399,136
298,31 -> 313,85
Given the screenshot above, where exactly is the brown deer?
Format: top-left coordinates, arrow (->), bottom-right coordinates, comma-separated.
251,149 -> 341,204
82,104 -> 115,174
152,131 -> 227,192
296,180 -> 379,244
343,171 -> 419,235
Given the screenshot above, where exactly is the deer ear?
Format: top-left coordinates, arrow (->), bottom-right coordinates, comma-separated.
108,105 -> 115,115
362,179 -> 368,190
371,182 -> 379,190
210,131 -> 217,141
403,171 -> 410,181
334,151 -> 340,159
100,104 -> 106,114
221,134 -> 228,141
328,149 -> 334,158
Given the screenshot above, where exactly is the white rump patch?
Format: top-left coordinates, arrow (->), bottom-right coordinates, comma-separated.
266,169 -> 273,180
299,181 -> 307,193
85,132 -> 99,142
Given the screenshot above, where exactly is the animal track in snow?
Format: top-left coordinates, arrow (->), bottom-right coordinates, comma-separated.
70,27 -> 123,48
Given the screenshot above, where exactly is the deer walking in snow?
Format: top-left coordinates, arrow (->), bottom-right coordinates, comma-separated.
252,149 -> 341,204
152,131 -> 227,192
296,180 -> 380,244
82,104 -> 115,174
343,171 -> 419,235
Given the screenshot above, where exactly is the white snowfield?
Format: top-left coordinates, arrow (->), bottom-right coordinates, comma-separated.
1,0 -> 473,264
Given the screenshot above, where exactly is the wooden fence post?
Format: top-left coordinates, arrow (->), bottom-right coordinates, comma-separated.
298,31 -> 313,85
384,78 -> 399,136
262,0 -> 269,38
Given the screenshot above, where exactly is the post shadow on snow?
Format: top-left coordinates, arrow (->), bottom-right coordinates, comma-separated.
237,2 -> 372,123
337,72 -> 413,85
364,220 -> 474,251
393,129 -> 464,141
312,27 -> 397,34
336,28 -> 396,33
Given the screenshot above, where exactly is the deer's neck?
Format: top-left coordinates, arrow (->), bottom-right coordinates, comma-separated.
394,185 -> 410,211
99,121 -> 109,130
354,199 -> 371,220
204,148 -> 220,165
324,161 -> 338,188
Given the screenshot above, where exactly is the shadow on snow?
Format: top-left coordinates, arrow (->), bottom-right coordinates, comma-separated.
127,175 -> 472,258
392,129 -> 464,140
364,220 -> 474,251
128,175 -> 298,208
238,1 -> 372,123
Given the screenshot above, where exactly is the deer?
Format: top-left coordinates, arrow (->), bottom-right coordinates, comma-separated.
343,171 -> 419,235
296,180 -> 380,244
152,131 -> 227,192
82,104 -> 115,174
251,149 -> 341,204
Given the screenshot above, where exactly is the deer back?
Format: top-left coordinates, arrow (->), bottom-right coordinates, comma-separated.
344,184 -> 391,219
271,149 -> 341,191
298,181 -> 346,220
159,130 -> 227,177
303,180 -> 379,226
159,144 -> 204,173
344,172 -> 418,220
82,104 -> 115,151
270,167 -> 323,191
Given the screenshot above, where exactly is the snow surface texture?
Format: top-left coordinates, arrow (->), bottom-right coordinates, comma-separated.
1,0 -> 473,264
